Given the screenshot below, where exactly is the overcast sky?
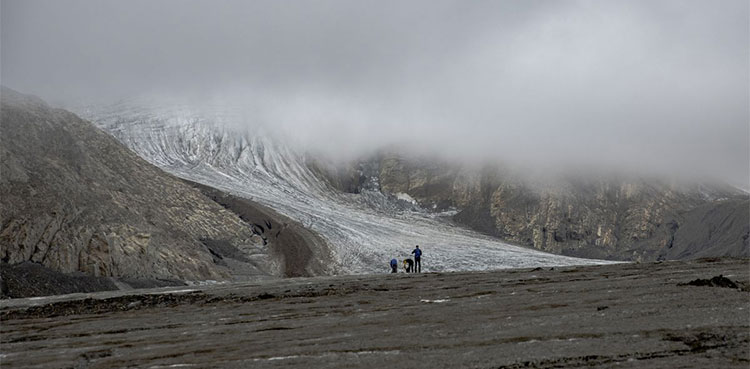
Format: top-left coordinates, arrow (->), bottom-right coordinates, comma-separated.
2,0 -> 748,187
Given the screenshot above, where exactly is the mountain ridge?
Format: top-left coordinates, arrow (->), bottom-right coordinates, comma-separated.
0,86 -> 331,297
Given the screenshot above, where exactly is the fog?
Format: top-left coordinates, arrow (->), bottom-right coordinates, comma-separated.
2,0 -> 748,188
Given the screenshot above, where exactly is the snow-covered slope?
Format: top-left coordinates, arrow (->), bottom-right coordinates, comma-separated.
77,101 -> 615,273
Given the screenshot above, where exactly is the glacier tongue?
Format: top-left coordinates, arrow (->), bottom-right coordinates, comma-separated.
80,102 -> 615,274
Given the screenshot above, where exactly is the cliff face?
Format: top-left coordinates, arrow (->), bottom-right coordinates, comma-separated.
0,87 -> 278,282
454,176 -> 747,262
378,155 -> 460,211
328,153 -> 749,262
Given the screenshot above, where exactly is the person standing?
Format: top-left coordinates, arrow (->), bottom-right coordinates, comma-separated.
412,245 -> 422,273
390,258 -> 398,273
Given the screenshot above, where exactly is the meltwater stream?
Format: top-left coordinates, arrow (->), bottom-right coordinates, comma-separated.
78,102 -> 615,274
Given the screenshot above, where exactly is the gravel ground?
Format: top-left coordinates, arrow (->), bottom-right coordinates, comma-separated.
1,258 -> 748,368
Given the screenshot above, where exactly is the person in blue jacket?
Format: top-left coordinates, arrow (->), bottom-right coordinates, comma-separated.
412,245 -> 422,273
390,258 -> 398,273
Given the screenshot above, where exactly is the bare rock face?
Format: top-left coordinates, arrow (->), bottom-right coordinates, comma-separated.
460,178 -> 737,261
0,87 -> 277,282
332,153 -> 748,262
378,154 -> 459,211
664,198 -> 750,260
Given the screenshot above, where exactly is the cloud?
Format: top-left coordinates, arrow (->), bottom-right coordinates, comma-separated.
2,0 -> 748,187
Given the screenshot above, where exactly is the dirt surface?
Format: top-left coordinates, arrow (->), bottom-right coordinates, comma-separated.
1,258 -> 748,368
0,262 -> 118,299
0,262 -> 188,299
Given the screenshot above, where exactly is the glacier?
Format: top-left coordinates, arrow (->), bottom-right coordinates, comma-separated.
76,101 -> 616,274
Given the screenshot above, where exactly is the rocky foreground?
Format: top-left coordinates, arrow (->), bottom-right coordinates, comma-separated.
1,258 -> 748,368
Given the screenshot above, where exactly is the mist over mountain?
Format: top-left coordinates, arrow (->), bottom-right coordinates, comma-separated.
1,0 -> 748,288
73,98 -> 748,264
321,152 -> 749,261
2,3 -> 749,367
2,0 -> 748,188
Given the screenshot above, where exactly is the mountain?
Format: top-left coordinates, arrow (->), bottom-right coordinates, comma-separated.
0,87 -> 329,297
329,153 -> 749,262
74,100 -> 613,274
3,88 -> 742,299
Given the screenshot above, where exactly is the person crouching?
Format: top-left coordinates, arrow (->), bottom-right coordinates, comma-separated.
403,258 -> 414,273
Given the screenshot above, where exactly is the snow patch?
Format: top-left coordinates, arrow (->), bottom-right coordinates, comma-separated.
395,192 -> 418,204
146,289 -> 199,295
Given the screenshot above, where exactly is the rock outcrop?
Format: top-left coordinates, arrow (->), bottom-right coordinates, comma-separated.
0,87 -> 282,286
326,153 -> 749,262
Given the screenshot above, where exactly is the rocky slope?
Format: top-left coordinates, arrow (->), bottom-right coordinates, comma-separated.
0,87 -> 326,294
321,153 -> 749,262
